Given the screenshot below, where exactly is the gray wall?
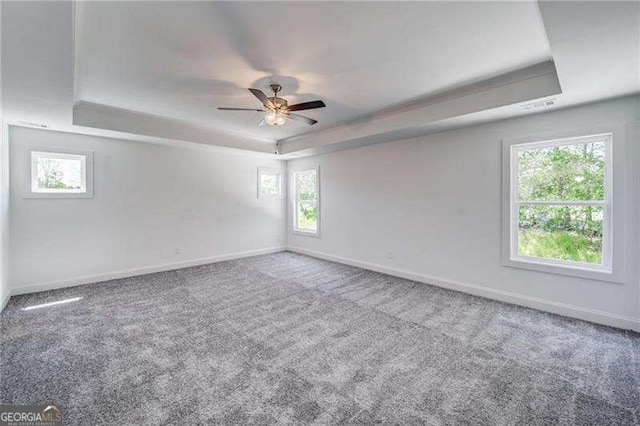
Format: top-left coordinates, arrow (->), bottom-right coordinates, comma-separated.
10,126 -> 286,292
287,96 -> 640,330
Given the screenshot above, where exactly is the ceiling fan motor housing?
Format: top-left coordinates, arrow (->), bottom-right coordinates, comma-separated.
268,97 -> 288,110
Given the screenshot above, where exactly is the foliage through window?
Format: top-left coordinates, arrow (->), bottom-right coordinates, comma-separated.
31,151 -> 87,194
510,134 -> 611,270
294,168 -> 319,235
258,168 -> 281,198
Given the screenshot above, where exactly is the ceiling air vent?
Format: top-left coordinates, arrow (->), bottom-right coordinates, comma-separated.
16,120 -> 49,129
521,99 -> 556,110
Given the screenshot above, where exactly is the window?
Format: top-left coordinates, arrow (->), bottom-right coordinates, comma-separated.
293,167 -> 319,236
28,150 -> 93,198
258,167 -> 282,198
504,133 -> 612,276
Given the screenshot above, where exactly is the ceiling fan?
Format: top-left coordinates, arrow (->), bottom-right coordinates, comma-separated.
218,84 -> 325,127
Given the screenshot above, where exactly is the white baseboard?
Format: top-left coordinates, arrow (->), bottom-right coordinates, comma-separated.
287,246 -> 640,332
1,291 -> 10,312
7,245 -> 639,332
10,246 -> 287,297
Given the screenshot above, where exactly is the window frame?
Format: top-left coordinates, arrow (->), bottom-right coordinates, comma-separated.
292,166 -> 320,237
257,167 -> 282,199
26,148 -> 94,199
502,130 -> 621,282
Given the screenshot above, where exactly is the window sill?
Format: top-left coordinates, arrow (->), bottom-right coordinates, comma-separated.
502,256 -> 622,283
292,229 -> 320,238
24,192 -> 93,199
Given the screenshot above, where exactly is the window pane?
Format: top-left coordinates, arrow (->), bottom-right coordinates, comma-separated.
518,205 -> 603,264
35,155 -> 83,191
260,172 -> 279,195
297,201 -> 317,231
296,170 -> 317,201
517,141 -> 605,202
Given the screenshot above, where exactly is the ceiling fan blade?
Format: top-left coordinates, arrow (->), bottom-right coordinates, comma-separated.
287,100 -> 326,112
218,107 -> 264,111
284,112 -> 318,126
257,118 -> 266,127
248,88 -> 274,109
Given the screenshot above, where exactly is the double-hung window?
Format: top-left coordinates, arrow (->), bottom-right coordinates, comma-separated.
293,167 -> 319,236
504,133 -> 612,277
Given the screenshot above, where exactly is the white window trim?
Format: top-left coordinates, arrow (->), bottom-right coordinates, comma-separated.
25,147 -> 94,199
292,166 -> 320,237
257,167 -> 283,199
502,127 -> 623,283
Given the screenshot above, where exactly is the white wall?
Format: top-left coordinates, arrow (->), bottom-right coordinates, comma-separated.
287,96 -> 640,330
10,126 -> 286,293
0,0 -> 9,310
0,122 -> 8,309
6,97 -> 640,330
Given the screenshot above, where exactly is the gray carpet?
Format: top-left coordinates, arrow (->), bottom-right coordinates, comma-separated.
1,251 -> 638,425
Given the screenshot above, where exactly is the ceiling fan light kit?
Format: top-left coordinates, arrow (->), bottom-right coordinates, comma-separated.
218,83 -> 325,127
265,110 -> 286,126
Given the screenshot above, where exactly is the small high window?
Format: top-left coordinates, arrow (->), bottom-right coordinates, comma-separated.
29,150 -> 93,198
258,167 -> 282,198
293,167 -> 319,236
504,133 -> 612,276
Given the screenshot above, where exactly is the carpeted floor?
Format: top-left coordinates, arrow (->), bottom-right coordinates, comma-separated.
1,251 -> 638,425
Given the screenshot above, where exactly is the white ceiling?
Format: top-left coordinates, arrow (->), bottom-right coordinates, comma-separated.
74,1 -> 552,141
2,1 -> 638,156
